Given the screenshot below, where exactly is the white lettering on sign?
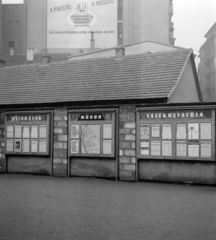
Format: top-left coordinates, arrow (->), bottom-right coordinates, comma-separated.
10,115 -> 44,121
145,112 -> 205,119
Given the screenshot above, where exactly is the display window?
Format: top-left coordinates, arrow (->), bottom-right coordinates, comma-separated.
5,111 -> 51,155
137,108 -> 215,161
68,110 -> 116,158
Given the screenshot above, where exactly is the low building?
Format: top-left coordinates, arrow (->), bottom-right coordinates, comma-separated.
1,47 -> 212,185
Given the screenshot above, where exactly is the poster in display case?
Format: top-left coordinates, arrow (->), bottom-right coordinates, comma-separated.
5,111 -> 51,156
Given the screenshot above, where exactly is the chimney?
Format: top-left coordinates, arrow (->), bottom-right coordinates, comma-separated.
8,41 -> 15,56
90,31 -> 95,51
42,55 -> 52,65
9,47 -> 14,56
42,45 -> 47,55
115,47 -> 125,59
0,59 -> 5,68
27,48 -> 34,61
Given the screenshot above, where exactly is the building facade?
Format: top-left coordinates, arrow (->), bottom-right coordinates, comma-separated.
0,46 -> 212,185
0,0 -> 174,56
198,22 -> 216,101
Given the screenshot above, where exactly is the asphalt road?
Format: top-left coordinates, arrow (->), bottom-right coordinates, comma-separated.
0,174 -> 216,240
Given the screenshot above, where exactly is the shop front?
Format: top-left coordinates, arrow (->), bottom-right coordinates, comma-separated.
68,109 -> 118,180
4,111 -> 53,175
136,105 -> 216,185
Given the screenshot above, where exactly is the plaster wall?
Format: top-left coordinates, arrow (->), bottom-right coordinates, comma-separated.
168,59 -> 200,103
2,4 -> 26,55
123,0 -> 170,45
138,161 -> 216,185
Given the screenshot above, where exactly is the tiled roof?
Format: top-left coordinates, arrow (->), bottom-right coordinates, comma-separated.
0,49 -> 192,106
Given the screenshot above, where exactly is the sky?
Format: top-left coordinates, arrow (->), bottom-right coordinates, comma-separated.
2,0 -> 216,65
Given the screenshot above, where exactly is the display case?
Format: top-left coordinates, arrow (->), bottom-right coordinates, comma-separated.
137,108 -> 215,161
5,111 -> 51,156
68,110 -> 116,158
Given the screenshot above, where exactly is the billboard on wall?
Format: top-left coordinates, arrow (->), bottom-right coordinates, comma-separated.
47,0 -> 117,49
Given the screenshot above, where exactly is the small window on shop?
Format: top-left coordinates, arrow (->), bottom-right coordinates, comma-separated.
69,111 -> 116,158
137,108 -> 215,161
5,111 -> 51,156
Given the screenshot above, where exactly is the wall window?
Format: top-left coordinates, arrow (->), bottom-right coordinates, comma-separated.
69,110 -> 116,158
5,111 -> 51,156
137,108 -> 215,161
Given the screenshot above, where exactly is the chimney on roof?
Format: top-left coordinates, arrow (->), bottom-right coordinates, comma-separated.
42,55 -> 52,64
115,47 -> 125,59
27,48 -> 34,61
8,41 -> 15,56
90,31 -> 95,51
0,59 -> 5,68
42,45 -> 47,55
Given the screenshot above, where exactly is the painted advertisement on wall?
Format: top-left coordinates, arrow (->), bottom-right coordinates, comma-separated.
47,0 -> 117,49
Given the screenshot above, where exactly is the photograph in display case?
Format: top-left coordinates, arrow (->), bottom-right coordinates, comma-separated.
14,139 -> 21,152
188,123 -> 199,140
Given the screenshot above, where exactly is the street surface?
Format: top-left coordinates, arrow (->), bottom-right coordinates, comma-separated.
0,174 -> 216,240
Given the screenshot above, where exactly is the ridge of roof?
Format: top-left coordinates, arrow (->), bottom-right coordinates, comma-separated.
68,40 -> 190,59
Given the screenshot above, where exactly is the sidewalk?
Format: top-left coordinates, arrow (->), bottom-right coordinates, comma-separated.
0,174 -> 216,240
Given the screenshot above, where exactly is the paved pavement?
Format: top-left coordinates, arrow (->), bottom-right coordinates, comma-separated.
0,174 -> 216,240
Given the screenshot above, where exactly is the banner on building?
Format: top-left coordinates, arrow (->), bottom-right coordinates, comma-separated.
47,0 -> 117,49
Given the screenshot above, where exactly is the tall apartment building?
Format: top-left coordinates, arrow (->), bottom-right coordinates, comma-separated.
0,0 -> 2,56
198,22 -> 216,101
0,0 -> 174,56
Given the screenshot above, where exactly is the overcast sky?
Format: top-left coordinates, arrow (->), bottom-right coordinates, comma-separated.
2,0 -> 216,65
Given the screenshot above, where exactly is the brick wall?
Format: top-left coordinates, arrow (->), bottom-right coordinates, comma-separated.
0,111 -> 5,173
53,109 -> 68,177
119,106 -> 136,181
